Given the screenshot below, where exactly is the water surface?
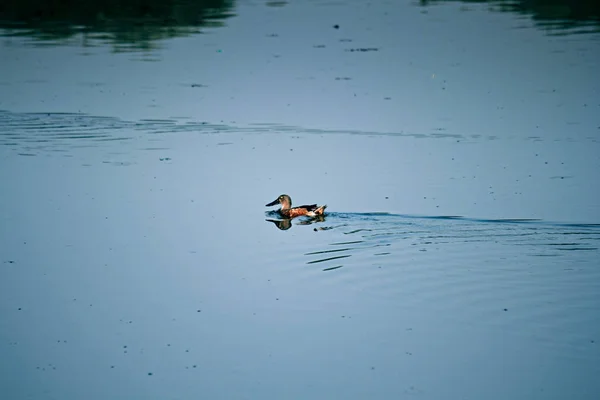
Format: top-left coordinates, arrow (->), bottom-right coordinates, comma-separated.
1,1 -> 599,399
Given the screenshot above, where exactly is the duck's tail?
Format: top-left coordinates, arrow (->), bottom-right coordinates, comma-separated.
309,204 -> 327,216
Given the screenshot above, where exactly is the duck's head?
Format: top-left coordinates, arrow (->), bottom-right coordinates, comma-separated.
266,194 -> 292,209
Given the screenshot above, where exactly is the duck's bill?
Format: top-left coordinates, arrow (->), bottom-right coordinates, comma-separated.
265,199 -> 279,207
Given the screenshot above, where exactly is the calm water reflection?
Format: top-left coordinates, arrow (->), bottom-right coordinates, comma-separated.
2,0 -> 599,47
420,0 -> 600,34
1,0 -> 600,399
0,0 -> 235,50
265,213 -> 327,230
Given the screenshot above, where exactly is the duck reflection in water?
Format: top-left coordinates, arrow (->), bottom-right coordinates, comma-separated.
265,194 -> 327,230
266,214 -> 326,230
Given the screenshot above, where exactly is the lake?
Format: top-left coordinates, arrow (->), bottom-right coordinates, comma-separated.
1,1 -> 599,399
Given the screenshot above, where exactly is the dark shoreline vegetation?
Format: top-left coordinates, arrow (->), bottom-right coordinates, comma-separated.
0,0 -> 598,50
0,0 -> 235,49
420,0 -> 600,33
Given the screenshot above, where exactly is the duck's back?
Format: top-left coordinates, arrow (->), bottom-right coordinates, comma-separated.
296,204 -> 318,211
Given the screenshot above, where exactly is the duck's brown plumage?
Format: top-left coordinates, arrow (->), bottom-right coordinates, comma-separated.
266,194 -> 327,218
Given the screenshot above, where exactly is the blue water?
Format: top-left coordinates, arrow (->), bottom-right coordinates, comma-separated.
1,1 -> 600,399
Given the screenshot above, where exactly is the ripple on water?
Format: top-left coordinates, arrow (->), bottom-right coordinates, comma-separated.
0,110 -> 235,156
288,213 -> 600,359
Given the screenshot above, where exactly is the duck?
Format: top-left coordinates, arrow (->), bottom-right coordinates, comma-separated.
265,194 -> 327,218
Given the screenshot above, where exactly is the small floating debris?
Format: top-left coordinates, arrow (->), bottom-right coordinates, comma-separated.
159,157 -> 171,161
346,47 -> 379,52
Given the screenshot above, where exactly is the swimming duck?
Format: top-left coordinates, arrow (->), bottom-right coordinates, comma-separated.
265,194 -> 327,218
